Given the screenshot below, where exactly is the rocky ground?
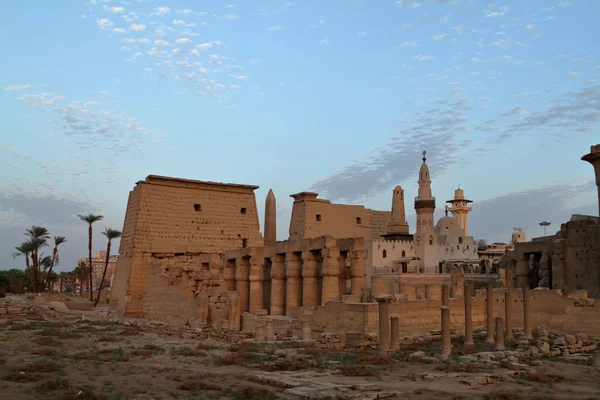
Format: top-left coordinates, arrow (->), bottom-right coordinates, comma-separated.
1,295 -> 600,400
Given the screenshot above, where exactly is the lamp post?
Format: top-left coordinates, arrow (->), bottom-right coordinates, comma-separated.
539,221 -> 551,237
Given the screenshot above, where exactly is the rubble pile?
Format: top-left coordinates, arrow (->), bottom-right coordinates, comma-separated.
345,332 -> 378,349
528,327 -> 598,358
315,333 -> 345,349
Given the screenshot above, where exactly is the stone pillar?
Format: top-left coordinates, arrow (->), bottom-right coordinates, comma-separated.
302,320 -> 312,341
302,251 -> 318,308
505,259 -> 514,288
441,306 -> 451,355
442,284 -> 450,307
224,260 -> 236,291
505,291 -> 513,340
321,247 -> 341,304
349,249 -> 367,299
266,320 -> 275,340
376,295 -> 393,358
450,266 -> 464,298
426,284 -> 442,300
270,256 -> 285,316
235,258 -> 250,313
495,317 -> 505,351
464,282 -> 474,346
248,257 -> 264,314
390,317 -> 400,351
523,286 -> 532,340
516,256 -> 529,289
255,325 -> 265,342
592,352 -> 600,369
264,189 -> 277,246
581,144 -> 600,218
285,253 -> 302,315
486,282 -> 495,343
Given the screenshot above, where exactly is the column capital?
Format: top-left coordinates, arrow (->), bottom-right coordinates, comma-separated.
375,294 -> 395,304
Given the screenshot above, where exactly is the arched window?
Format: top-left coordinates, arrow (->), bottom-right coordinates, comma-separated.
429,236 -> 433,245
383,250 -> 387,258
401,250 -> 406,257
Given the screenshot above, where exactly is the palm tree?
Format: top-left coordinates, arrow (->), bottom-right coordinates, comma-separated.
78,214 -> 103,301
43,236 -> 67,289
24,226 -> 50,292
12,241 -> 34,290
94,227 -> 121,307
74,261 -> 89,297
38,255 -> 52,290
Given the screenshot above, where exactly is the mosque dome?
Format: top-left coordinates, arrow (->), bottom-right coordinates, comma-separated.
435,215 -> 466,237
436,216 -> 455,230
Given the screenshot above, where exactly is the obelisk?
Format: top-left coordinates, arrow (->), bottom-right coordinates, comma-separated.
264,189 -> 276,245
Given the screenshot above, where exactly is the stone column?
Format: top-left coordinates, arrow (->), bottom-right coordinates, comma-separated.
264,189 -> 277,246
248,257 -> 264,314
505,291 -> 513,340
495,317 -> 505,351
224,260 -> 236,291
516,256 -> 529,289
441,306 -> 451,355
255,325 -> 265,342
450,266 -> 464,298
235,258 -> 250,313
349,249 -> 367,299
321,247 -> 341,304
302,320 -> 312,341
505,259 -> 514,288
464,282 -> 474,346
285,253 -> 302,315
266,320 -> 275,340
302,251 -> 318,308
592,352 -> 600,369
486,282 -> 495,343
442,284 -> 450,307
523,286 -> 532,340
376,295 -> 393,358
581,144 -> 600,218
390,317 -> 400,351
270,256 -> 285,316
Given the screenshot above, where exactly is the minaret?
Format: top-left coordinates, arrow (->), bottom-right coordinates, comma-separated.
264,189 -> 276,245
582,144 -> 600,217
446,187 -> 473,236
414,151 -> 435,236
386,185 -> 410,234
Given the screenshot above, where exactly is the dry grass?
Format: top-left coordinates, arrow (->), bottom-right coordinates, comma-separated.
31,347 -> 58,356
32,336 -> 63,346
97,335 -> 122,342
482,391 -> 526,400
19,361 -> 62,373
37,378 -> 70,392
339,365 -> 380,377
178,380 -> 221,391
236,386 -> 278,400
3,371 -> 43,382
521,372 -> 567,383
435,362 -> 487,373
131,349 -> 153,357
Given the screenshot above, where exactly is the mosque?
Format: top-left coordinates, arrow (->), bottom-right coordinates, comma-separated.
365,151 -> 481,275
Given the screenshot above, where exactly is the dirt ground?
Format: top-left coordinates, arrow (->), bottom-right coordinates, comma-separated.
1,301 -> 600,399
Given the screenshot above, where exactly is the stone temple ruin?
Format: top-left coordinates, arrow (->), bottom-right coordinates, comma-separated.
110,145 -> 600,353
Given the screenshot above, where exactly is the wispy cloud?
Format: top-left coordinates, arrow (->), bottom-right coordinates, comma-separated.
130,24 -> 146,32
414,54 -> 434,61
4,84 -> 32,91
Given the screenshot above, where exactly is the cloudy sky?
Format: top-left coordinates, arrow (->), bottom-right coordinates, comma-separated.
1,0 -> 598,272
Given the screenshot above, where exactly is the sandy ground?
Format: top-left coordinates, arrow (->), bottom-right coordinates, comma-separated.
1,297 -> 600,399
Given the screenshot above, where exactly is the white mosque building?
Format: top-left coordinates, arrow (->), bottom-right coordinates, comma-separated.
366,151 -> 481,274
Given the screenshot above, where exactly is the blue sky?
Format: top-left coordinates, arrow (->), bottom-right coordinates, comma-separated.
1,0 -> 599,272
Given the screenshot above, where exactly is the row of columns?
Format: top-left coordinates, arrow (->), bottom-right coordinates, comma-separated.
377,283 -> 534,357
225,247 -> 368,317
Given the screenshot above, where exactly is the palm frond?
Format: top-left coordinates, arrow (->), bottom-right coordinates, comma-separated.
78,214 -> 104,224
101,227 -> 122,240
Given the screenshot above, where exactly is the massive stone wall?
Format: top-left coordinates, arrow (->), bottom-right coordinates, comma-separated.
288,192 -> 391,240
513,214 -> 600,297
110,175 -> 264,316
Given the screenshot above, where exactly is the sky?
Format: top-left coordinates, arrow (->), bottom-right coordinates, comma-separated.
1,0 -> 599,273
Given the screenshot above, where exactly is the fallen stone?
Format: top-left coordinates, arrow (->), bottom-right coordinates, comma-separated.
377,392 -> 396,398
506,361 -> 529,371
459,376 -> 489,386
408,351 -> 425,361
422,373 -> 445,381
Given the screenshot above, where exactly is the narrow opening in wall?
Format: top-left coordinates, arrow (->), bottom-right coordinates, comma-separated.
316,214 -> 322,221
382,250 -> 387,258
242,238 -> 248,248
194,204 -> 201,211
356,217 -> 362,224
240,207 -> 247,214
458,237 -> 463,244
